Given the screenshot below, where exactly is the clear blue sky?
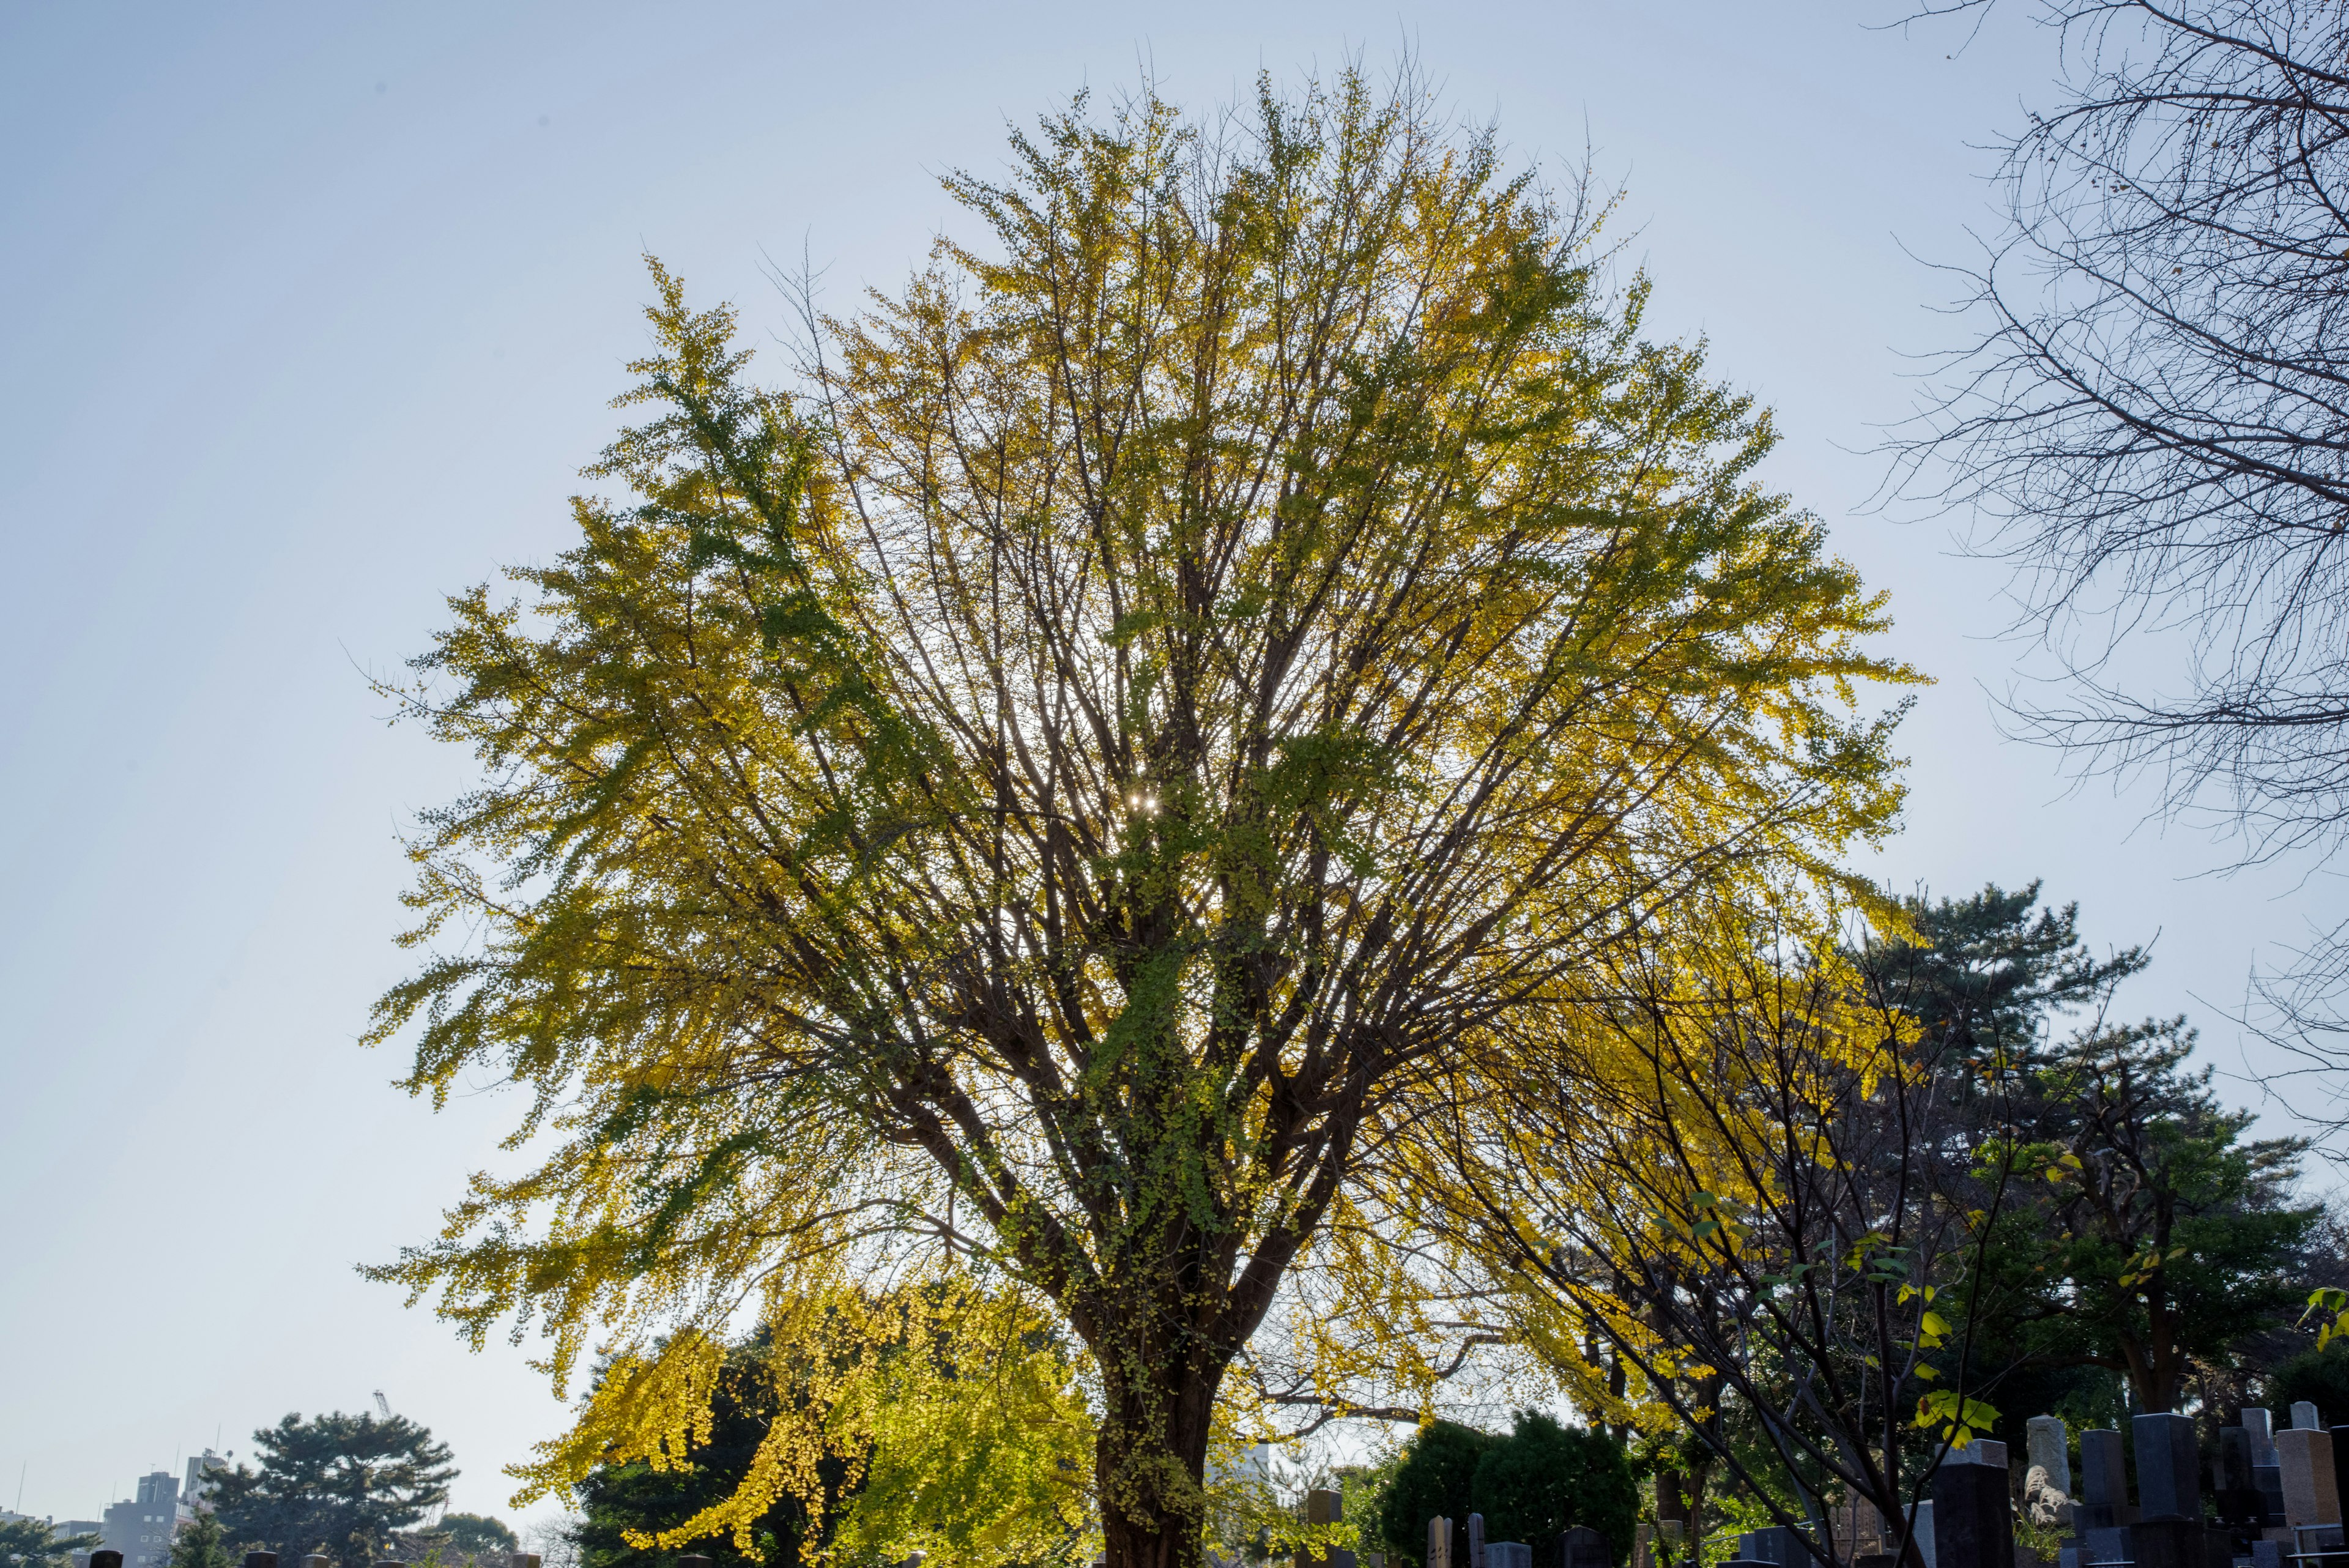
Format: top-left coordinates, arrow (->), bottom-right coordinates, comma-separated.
4,0 -> 2333,1530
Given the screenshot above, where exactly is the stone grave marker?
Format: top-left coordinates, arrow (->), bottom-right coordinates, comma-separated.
2132,1414 -> 2200,1521
2079,1430 -> 2129,1530
2277,1427 -> 2342,1528
2221,1426 -> 2260,1525
2298,1403 -> 2326,1432
1431,1517 -> 1453,1568
2028,1417 -> 2073,1495
1931,1453 -> 2011,1568
1558,1527 -> 1610,1568
1469,1514 -> 1486,1568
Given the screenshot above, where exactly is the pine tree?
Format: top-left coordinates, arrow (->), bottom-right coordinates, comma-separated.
166,1512 -> 234,1568
209,1412 -> 455,1566
0,1520 -> 100,1568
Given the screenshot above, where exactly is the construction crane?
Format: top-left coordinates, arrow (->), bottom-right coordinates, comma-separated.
374,1391 -> 393,1419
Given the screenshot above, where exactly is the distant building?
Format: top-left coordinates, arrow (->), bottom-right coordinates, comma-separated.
178,1453 -> 225,1525
102,1473 -> 179,1568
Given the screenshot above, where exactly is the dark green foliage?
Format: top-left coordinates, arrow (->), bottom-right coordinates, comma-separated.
574,1346 -> 852,1568
2267,1341 -> 2349,1425
208,1411 -> 456,1567
1469,1413 -> 1637,1564
439,1516 -> 518,1561
1864,883 -> 2320,1415
1376,1424 -> 1501,1568
0,1518 -> 100,1568
1857,881 -> 2144,1066
166,1511 -> 235,1568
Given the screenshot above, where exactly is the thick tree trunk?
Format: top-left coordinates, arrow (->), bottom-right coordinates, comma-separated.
1096,1354 -> 1220,1568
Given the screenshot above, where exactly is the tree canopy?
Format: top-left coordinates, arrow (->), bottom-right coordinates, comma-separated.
368,67 -> 1915,1568
209,1411 -> 456,1567
0,1520 -> 99,1568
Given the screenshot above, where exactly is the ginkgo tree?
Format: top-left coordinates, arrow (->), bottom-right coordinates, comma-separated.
366,67 -> 1916,1568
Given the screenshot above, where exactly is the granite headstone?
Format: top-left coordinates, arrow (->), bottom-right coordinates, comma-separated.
2277,1427 -> 2342,1526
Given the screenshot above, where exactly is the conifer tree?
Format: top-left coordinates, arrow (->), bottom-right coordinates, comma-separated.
0,1520 -> 99,1568
209,1413 -> 455,1567
165,1511 -> 234,1568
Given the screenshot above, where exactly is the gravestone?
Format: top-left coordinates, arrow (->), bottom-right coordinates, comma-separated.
2298,1404 -> 2326,1432
2277,1427 -> 2342,1527
2082,1527 -> 2132,1566
681,1558 -> 713,1568
2220,1427 -> 2260,1525
1905,1500 -> 1937,1568
1470,1515 -> 1486,1568
1834,1499 -> 1888,1561
2247,1410 -> 2280,1465
1559,1527 -> 1611,1568
2132,1414 -> 2200,1521
1962,1440 -> 2009,1470
303,1558 -> 332,1568
1432,1517 -> 1454,1568
2029,1417 -> 2074,1499
1932,1457 -> 2011,1568
1301,1490 -> 1357,1568
2079,1430 -> 2129,1530
1488,1547 -> 1532,1568
91,1556 -> 122,1568
240,1557 -> 275,1568
2249,1543 -> 2284,1568
1742,1527 -> 1816,1568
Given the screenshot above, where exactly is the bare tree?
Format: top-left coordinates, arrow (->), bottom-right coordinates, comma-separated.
1894,0 -> 2349,1060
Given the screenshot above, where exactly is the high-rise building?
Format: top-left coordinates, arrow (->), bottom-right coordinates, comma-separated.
178,1454 -> 225,1525
100,1473 -> 179,1568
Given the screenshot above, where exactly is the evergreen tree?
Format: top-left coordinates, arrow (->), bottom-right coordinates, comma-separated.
166,1512 -> 234,1568
437,1517 -> 516,1565
1991,1017 -> 2318,1412
1469,1413 -> 1636,1563
1857,882 -> 2145,1066
209,1412 -> 456,1566
1866,883 -> 2321,1416
0,1520 -> 99,1568
1375,1423 -> 1501,1568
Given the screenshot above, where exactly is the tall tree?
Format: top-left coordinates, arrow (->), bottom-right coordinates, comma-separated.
1898,0 -> 2349,1041
367,70 -> 1914,1568
209,1413 -> 455,1567
166,1512 -> 234,1568
1980,1016 -> 2318,1412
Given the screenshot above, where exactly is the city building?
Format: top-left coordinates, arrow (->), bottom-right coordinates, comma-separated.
101,1473 -> 179,1568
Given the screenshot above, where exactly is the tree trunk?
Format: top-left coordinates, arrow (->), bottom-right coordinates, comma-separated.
1094,1340 -> 1225,1568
